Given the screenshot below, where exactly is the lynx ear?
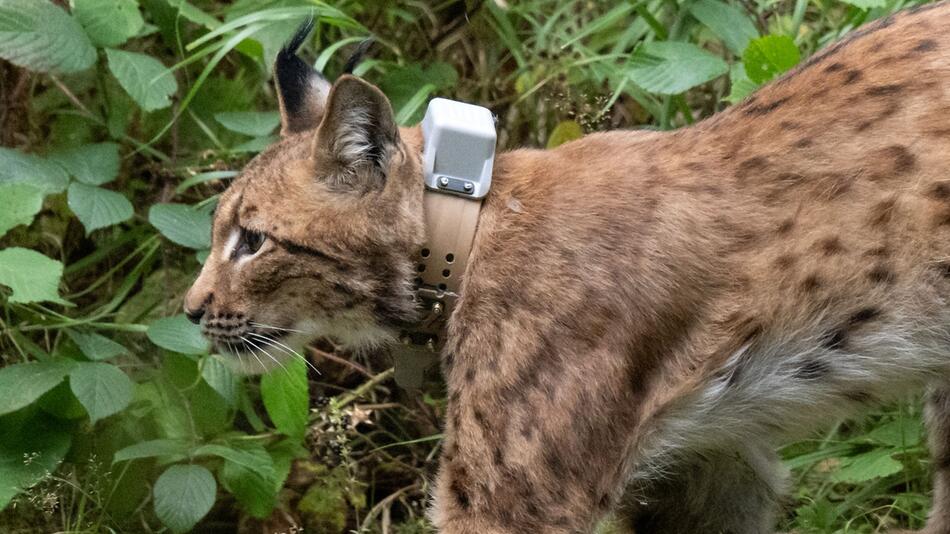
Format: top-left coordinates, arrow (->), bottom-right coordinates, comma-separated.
275,19 -> 331,135
313,75 -> 398,191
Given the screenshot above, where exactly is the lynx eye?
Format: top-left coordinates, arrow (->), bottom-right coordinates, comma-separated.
237,227 -> 266,256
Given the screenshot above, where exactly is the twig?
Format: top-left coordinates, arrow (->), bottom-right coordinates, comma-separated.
48,74 -> 94,117
358,483 -> 420,533
331,367 -> 395,410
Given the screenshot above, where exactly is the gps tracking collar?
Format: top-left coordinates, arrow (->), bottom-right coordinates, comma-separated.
392,98 -> 497,388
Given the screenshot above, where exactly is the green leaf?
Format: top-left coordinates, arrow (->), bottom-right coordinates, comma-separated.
743,35 -> 801,85
221,456 -> 279,518
67,182 -> 134,234
202,356 -> 239,407
0,183 -> 44,238
830,449 -> 904,483
67,330 -> 128,361
0,0 -> 96,73
114,439 -> 191,463
148,203 -> 212,249
0,360 -> 75,416
153,464 -> 216,533
68,362 -> 134,423
147,314 -> 209,355
72,0 -> 144,47
260,358 -> 308,438
106,48 -> 179,112
193,443 -> 275,480
547,121 -> 583,149
214,111 -> 280,137
166,0 -> 221,30
726,62 -> 760,104
689,0 -> 759,56
627,41 -> 729,95
0,412 -> 72,508
0,147 -> 69,194
839,0 -> 887,8
49,143 -> 121,185
865,418 -> 924,448
0,247 -> 69,305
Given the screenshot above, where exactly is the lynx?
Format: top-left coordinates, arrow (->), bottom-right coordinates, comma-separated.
185,3 -> 950,532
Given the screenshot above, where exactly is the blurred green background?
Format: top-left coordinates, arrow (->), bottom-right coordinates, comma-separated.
0,0 -> 938,532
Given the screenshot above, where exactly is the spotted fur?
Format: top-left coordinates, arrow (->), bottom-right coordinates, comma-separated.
186,5 -> 950,533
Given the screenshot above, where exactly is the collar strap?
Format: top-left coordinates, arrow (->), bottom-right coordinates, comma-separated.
393,99 -> 495,388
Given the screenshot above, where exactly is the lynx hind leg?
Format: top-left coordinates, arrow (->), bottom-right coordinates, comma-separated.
624,444 -> 787,534
922,386 -> 950,534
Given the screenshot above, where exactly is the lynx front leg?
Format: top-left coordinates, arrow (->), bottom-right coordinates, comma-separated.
922,386 -> 950,534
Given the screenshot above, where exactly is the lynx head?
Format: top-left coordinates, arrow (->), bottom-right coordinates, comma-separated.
184,22 -> 425,373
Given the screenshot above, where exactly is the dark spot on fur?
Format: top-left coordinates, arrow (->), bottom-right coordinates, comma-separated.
868,264 -> 896,284
868,197 -> 897,227
824,62 -> 845,72
913,39 -> 938,52
929,182 -> 950,201
492,446 -> 505,467
779,121 -> 801,130
743,96 -> 791,116
843,70 -> 862,83
800,274 -> 822,293
933,261 -> 950,279
885,145 -> 917,175
684,161 -> 706,172
849,307 -> 881,325
866,84 -> 904,97
451,479 -> 470,510
793,137 -> 814,149
817,236 -> 845,256
774,254 -> 797,270
864,245 -> 889,258
464,367 -> 476,383
777,218 -> 795,234
735,156 -> 770,181
796,358 -> 831,379
845,390 -> 874,404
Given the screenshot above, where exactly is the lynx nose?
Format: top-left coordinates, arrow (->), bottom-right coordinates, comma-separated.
184,306 -> 205,324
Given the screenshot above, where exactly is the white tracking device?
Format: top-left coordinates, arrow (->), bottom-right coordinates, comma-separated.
421,98 -> 496,199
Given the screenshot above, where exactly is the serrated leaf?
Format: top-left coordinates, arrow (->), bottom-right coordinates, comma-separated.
0,360 -> 75,416
72,0 -> 144,47
260,358 -> 308,438
830,449 -> 904,483
214,441 -> 279,518
67,182 -> 134,234
214,111 -> 280,137
153,464 -> 216,533
743,34 -> 801,84
114,439 -> 190,463
0,0 -> 96,74
0,147 -> 69,194
0,183 -> 44,238
202,356 -> 239,407
689,0 -> 760,56
628,41 -> 729,95
0,413 -> 72,508
67,330 -> 128,361
147,314 -> 209,355
49,143 -> 120,185
148,203 -> 212,249
68,362 -> 133,423
0,247 -> 69,305
547,121 -> 583,149
106,48 -> 178,112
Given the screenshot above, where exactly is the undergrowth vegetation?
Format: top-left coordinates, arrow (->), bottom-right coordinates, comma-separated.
0,0 -> 939,532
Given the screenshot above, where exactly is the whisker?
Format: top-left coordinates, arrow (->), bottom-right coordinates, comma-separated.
250,332 -> 321,376
243,335 -> 289,374
249,321 -> 306,334
240,336 -> 273,372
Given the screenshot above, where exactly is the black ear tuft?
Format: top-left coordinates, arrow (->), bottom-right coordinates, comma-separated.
342,38 -> 375,75
275,18 -> 331,134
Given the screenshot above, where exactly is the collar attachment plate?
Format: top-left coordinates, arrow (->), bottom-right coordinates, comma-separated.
421,98 -> 496,199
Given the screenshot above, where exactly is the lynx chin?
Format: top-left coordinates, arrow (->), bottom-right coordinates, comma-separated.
186,4 -> 950,532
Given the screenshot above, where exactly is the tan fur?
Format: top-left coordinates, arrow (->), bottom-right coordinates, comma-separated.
187,4 -> 950,532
